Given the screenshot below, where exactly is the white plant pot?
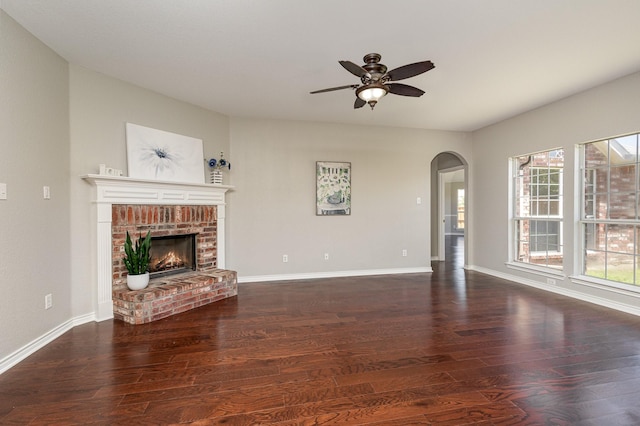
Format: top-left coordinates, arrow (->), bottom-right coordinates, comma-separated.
127,272 -> 150,291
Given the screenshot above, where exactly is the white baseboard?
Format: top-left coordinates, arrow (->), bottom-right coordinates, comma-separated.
466,264 -> 640,317
238,267 -> 433,283
0,312 -> 96,375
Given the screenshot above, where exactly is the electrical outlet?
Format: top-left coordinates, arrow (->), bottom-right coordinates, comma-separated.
546,278 -> 557,285
0,183 -> 6,200
282,254 -> 288,263
416,197 -> 422,205
45,294 -> 52,310
402,249 -> 408,257
324,253 -> 329,260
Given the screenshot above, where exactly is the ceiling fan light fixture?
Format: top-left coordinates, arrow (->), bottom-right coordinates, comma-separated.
356,84 -> 388,109
310,53 -> 434,110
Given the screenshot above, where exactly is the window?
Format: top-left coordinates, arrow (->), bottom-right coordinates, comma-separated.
512,149 -> 564,269
580,133 -> 640,286
457,189 -> 465,230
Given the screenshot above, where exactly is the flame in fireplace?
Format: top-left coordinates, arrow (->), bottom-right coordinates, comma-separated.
152,251 -> 186,272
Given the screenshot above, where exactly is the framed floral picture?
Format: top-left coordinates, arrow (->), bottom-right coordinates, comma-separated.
125,123 -> 205,184
316,161 -> 351,215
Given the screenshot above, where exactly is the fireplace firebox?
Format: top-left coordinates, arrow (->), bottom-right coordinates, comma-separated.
149,234 -> 197,278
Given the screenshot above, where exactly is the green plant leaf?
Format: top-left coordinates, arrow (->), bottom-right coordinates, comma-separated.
123,230 -> 152,275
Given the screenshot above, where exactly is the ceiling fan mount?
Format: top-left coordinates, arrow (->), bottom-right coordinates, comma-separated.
360,53 -> 387,82
311,53 -> 435,110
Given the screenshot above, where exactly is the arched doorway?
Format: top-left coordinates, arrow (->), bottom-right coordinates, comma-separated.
431,152 -> 468,267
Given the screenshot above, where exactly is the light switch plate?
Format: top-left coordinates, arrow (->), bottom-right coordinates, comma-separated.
0,183 -> 6,200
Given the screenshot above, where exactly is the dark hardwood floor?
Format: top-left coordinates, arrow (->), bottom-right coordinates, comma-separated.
3,235 -> 640,424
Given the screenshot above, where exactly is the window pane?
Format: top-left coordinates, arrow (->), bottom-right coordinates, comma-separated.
549,197 -> 560,216
609,193 -> 636,219
518,244 -> 530,263
584,197 -> 595,218
607,253 -> 635,284
514,195 -> 526,217
610,165 -> 636,192
537,173 -> 548,184
530,198 -> 539,216
584,223 -> 600,251
584,168 -> 597,188
584,248 -> 606,278
593,193 -> 608,219
457,189 -> 465,230
595,168 -> 609,192
610,135 -> 638,164
515,219 -> 530,263
538,184 -> 549,196
532,152 -> 549,164
607,224 -> 635,254
584,141 -> 609,168
530,220 -> 547,253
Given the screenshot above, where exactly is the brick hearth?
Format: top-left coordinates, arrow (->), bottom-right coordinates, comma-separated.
113,269 -> 237,324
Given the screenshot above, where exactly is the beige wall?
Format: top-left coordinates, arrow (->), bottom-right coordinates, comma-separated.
471,71 -> 640,310
228,118 -> 471,279
0,11 -> 70,360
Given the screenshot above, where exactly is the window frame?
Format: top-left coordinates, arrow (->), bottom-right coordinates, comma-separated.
509,149 -> 564,272
577,133 -> 640,291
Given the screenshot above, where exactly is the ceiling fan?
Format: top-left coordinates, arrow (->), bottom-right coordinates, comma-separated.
310,53 -> 435,110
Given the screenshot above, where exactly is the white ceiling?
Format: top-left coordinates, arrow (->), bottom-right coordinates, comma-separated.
2,0 -> 640,132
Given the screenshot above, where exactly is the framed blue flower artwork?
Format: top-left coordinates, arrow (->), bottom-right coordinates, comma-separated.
126,123 -> 205,184
316,161 -> 351,215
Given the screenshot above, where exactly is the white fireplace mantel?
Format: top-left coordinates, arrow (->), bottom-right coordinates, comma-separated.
83,175 -> 233,321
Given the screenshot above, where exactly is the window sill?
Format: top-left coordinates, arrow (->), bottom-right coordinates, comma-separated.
505,261 -> 565,280
570,275 -> 640,297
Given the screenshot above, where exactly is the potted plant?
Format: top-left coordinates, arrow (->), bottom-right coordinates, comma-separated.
123,230 -> 152,290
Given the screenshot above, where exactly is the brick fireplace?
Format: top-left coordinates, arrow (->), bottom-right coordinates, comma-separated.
109,204 -> 236,324
111,204 -> 218,289
83,175 -> 235,322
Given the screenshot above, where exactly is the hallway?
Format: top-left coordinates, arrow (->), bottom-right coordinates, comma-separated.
432,234 -> 465,277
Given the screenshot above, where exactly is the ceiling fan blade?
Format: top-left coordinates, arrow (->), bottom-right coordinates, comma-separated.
387,83 -> 425,97
339,60 -> 370,78
310,84 -> 358,94
386,60 -> 435,81
354,97 -> 366,109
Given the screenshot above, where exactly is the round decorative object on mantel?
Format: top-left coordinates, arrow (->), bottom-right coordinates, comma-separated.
127,272 -> 150,291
